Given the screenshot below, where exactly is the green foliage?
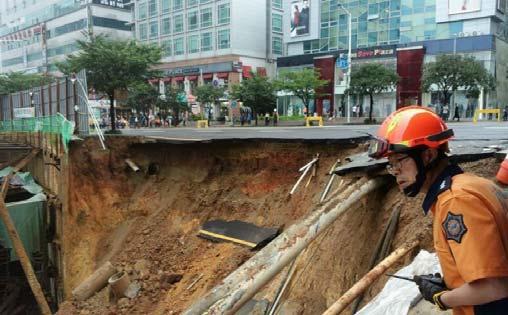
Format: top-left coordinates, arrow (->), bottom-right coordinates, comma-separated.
57,35 -> 162,130
231,73 -> 276,115
195,83 -> 225,106
0,72 -> 53,95
274,69 -> 328,116
126,81 -> 160,113
348,63 -> 399,122
422,54 -> 495,105
157,86 -> 188,119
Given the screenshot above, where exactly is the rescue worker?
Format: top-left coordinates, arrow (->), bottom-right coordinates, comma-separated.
368,106 -> 508,315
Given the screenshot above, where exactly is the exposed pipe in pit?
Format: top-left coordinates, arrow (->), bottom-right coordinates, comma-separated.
183,176 -> 388,315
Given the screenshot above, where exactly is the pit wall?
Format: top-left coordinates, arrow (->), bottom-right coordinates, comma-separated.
62,137 -> 362,305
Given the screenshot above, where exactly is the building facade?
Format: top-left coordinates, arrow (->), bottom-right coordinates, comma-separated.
278,0 -> 508,120
0,0 -> 132,74
132,0 -> 284,100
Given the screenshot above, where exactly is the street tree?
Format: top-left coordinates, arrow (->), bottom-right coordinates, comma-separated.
275,68 -> 328,117
57,35 -> 162,132
422,54 -> 495,108
0,72 -> 53,95
158,86 -> 188,124
348,63 -> 399,123
195,83 -> 225,119
126,81 -> 160,114
231,73 -> 276,117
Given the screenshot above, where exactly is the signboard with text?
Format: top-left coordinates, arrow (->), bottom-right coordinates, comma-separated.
13,107 -> 35,118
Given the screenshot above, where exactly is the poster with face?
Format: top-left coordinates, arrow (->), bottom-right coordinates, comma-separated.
448,0 -> 481,14
290,0 -> 310,37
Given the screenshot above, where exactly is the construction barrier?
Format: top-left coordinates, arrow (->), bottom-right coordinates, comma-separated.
473,109 -> 501,123
0,114 -> 74,152
197,120 -> 209,128
305,116 -> 323,127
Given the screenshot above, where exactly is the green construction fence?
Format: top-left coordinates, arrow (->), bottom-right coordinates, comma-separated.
0,114 -> 74,152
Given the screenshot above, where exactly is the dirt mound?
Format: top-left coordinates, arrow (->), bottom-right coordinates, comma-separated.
58,137 -> 501,315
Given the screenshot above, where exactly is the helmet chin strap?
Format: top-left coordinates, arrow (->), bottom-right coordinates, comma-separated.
402,149 -> 435,197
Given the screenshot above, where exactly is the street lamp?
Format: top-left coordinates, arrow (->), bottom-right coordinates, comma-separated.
338,3 -> 352,123
29,91 -> 34,107
70,73 -> 80,134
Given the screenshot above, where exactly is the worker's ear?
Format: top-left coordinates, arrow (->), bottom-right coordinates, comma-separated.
422,148 -> 438,165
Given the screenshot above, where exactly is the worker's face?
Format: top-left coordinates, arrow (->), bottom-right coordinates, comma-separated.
386,153 -> 418,191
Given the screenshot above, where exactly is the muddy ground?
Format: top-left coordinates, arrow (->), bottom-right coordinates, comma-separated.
56,137 -> 501,315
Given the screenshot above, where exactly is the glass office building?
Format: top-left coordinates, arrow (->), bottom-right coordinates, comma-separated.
0,0 -> 132,74
278,0 -> 508,119
133,0 -> 284,101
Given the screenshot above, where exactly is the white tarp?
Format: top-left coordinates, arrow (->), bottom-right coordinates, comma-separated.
356,250 -> 441,315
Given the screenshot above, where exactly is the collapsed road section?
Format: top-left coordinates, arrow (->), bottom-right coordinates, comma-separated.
0,135 -> 506,315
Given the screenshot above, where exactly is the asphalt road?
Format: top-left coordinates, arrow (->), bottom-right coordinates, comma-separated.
120,121 -> 508,143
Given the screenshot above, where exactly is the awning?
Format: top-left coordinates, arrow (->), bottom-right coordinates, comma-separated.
187,75 -> 198,81
148,79 -> 159,84
202,73 -> 213,79
162,77 -> 172,82
173,76 -> 184,82
217,72 -> 229,79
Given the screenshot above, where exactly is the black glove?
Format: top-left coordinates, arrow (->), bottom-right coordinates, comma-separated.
414,273 -> 449,310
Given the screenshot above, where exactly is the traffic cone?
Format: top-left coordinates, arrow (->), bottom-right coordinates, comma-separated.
496,157 -> 508,185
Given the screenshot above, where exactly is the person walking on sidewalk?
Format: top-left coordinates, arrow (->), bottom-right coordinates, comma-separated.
453,104 -> 461,122
442,104 -> 449,121
273,109 -> 278,126
369,106 -> 508,315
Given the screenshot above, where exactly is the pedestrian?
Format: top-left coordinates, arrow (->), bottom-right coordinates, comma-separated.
273,109 -> 278,126
368,106 -> 508,315
503,106 -> 508,121
453,104 -> 460,122
442,104 -> 449,121
264,112 -> 270,126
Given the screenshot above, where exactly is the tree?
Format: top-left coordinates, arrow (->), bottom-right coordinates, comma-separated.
0,72 -> 53,95
231,73 -> 276,117
275,68 -> 328,117
57,35 -> 162,132
126,81 -> 160,114
348,63 -> 399,123
422,54 -> 495,108
195,83 -> 225,119
157,86 -> 188,124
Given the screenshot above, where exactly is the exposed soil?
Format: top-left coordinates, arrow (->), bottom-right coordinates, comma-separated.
56,137 -> 502,315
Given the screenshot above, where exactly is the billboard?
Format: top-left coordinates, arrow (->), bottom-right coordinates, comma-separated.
290,0 -> 310,37
449,0 -> 481,14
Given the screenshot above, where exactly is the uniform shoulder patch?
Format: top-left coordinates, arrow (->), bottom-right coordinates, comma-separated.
442,212 -> 468,243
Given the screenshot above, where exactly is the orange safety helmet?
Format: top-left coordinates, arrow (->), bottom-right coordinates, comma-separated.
368,106 -> 454,158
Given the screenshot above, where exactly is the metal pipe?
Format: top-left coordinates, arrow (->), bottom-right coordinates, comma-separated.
183,177 -> 386,315
290,162 -> 313,195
